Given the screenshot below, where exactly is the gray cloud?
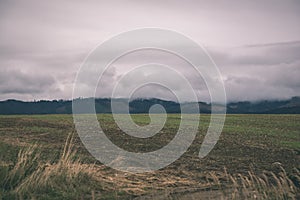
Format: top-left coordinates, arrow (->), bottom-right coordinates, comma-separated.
0,0 -> 299,102
210,41 -> 300,66
210,41 -> 300,101
0,68 -> 57,95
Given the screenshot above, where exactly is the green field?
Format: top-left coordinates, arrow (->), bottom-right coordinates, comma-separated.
0,114 -> 299,199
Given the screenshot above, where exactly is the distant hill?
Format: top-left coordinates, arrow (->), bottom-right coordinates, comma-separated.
0,97 -> 299,114
227,96 -> 300,114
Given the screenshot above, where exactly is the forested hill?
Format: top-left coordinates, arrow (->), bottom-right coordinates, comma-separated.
0,97 -> 299,114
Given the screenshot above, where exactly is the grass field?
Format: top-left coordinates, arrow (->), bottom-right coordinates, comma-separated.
0,114 -> 299,199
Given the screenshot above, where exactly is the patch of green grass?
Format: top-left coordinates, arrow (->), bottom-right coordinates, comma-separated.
281,141 -> 300,149
0,141 -> 19,165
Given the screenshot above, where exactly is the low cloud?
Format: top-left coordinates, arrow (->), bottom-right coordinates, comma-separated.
209,41 -> 300,102
0,68 -> 57,96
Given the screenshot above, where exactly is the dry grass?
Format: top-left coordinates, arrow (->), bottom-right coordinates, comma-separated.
1,132 -> 299,199
215,167 -> 299,200
1,133 -> 101,199
141,167 -> 299,200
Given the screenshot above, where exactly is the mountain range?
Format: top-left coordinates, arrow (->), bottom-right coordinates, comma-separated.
0,97 -> 299,115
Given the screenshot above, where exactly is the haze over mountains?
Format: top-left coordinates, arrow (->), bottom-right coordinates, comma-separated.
0,97 -> 299,115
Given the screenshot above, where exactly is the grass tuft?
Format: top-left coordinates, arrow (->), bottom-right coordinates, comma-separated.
0,133 -> 101,199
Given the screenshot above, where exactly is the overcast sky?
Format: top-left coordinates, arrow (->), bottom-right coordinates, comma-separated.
0,0 -> 299,102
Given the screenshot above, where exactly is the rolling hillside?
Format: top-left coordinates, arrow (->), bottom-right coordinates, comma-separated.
0,97 -> 299,114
